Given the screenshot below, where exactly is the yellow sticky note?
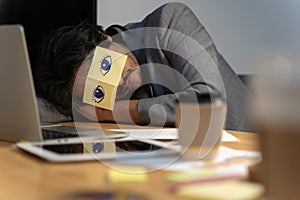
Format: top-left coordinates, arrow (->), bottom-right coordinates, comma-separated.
83,46 -> 127,110
166,170 -> 217,182
176,181 -> 264,200
107,166 -> 148,183
83,140 -> 116,154
20,140 -> 29,143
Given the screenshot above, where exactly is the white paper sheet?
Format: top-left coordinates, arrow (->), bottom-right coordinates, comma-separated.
114,146 -> 261,174
107,128 -> 239,142
221,130 -> 239,142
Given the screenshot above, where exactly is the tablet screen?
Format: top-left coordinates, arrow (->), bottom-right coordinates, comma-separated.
34,140 -> 163,155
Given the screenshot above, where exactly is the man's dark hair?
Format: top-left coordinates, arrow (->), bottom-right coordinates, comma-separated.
35,22 -> 107,116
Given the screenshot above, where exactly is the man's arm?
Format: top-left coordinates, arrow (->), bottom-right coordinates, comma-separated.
132,3 -> 225,125
76,100 -> 144,124
133,2 -> 250,130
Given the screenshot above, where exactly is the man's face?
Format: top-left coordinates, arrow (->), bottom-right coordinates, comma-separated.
73,41 -> 142,103
116,66 -> 142,100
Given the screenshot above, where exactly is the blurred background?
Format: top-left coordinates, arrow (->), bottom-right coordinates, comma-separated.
0,0 -> 299,76
98,0 -> 300,75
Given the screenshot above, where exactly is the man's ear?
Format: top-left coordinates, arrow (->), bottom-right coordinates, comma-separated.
104,34 -> 112,42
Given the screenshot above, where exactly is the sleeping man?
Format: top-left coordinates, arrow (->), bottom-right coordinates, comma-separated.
36,3 -> 251,131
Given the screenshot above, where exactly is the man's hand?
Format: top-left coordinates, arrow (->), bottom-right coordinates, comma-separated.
76,100 -> 143,124
76,105 -> 108,121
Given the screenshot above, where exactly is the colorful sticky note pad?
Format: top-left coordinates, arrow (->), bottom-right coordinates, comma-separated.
83,46 -> 127,110
107,166 -> 148,183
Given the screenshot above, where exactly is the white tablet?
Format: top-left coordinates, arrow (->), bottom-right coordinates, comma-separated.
16,137 -> 180,162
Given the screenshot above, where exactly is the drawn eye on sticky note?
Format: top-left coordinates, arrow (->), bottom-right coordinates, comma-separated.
92,85 -> 105,103
83,46 -> 127,110
100,55 -> 112,75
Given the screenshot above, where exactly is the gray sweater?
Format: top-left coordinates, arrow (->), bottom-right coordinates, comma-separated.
106,3 -> 252,131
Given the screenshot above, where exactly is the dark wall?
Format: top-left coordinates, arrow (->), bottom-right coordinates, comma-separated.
0,0 -> 97,71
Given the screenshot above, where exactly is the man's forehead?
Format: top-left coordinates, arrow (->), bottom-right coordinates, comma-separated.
78,59 -> 92,75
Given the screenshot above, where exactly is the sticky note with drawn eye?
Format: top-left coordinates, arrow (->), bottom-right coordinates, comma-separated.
83,46 -> 127,110
92,85 -> 105,103
83,140 -> 116,154
100,55 -> 112,75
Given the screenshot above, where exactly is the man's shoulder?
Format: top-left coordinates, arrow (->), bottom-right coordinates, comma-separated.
159,2 -> 190,12
151,3 -> 191,24
124,2 -> 192,29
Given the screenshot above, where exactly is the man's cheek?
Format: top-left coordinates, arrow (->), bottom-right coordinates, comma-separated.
116,84 -> 126,100
118,76 -> 125,87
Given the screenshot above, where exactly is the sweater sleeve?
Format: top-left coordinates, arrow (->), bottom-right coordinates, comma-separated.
136,3 -> 225,125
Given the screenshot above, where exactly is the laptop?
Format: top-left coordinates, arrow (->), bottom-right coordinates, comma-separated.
0,25 -> 110,142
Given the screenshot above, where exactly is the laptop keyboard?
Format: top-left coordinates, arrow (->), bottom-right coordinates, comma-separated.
42,129 -> 78,140
42,143 -> 82,154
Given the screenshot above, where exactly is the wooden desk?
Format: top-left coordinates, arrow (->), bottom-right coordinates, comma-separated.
0,125 -> 259,200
